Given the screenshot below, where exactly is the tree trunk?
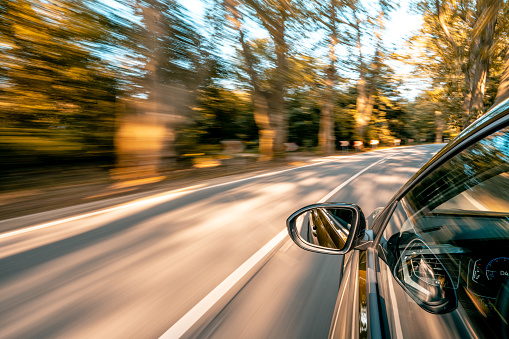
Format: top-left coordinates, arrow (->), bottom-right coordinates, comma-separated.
319,66 -> 335,154
353,15 -> 374,140
462,0 -> 501,128
271,99 -> 287,154
318,0 -> 337,155
253,92 -> 274,160
227,2 -> 276,159
319,98 -> 335,154
494,48 -> 509,106
435,110 -> 443,143
271,79 -> 287,154
270,23 -> 288,154
355,75 -> 373,138
462,38 -> 494,128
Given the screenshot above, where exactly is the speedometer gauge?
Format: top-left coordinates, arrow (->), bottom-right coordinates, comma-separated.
485,257 -> 509,281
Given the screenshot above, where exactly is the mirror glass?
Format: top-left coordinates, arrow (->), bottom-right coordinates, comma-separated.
294,207 -> 354,250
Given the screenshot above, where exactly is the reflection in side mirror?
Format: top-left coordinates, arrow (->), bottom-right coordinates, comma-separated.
393,233 -> 457,314
287,203 -> 366,255
296,208 -> 352,250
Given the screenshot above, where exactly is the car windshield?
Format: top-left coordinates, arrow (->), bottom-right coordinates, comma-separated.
435,170 -> 509,213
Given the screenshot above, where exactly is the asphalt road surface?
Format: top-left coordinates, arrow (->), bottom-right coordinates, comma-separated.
0,144 -> 443,339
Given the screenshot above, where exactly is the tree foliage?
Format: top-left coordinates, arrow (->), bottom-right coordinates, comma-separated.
408,0 -> 509,129
5,0 -> 508,177
0,0 -> 119,162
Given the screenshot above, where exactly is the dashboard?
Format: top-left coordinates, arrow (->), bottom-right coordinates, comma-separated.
412,212 -> 509,335
386,210 -> 509,332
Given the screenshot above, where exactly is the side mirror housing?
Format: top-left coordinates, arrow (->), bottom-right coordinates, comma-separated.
286,203 -> 366,255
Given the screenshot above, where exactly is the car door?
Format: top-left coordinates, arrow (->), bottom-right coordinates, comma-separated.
286,106 -> 509,339
372,122 -> 509,338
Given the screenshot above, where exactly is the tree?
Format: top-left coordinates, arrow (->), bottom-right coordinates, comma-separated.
111,0 -> 214,175
224,0 -> 302,159
353,1 -> 395,140
312,0 -> 345,154
0,0 -> 119,160
194,86 -> 257,145
494,49 -> 509,106
493,15 -> 509,106
410,0 -> 508,129
312,0 -> 394,141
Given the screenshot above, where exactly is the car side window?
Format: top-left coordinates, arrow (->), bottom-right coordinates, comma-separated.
381,126 -> 509,338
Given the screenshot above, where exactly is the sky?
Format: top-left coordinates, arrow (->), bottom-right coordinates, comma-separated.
385,1 -> 423,47
384,1 -> 427,99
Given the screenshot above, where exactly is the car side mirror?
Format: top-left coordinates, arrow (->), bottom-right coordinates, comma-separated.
286,203 -> 366,255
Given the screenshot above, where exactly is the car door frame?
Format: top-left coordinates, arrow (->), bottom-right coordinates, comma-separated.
363,102 -> 509,339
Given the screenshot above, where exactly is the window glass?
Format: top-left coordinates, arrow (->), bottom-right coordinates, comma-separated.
383,126 -> 509,338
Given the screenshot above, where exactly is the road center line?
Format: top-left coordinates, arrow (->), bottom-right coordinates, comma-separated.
159,156 -> 389,339
318,157 -> 388,203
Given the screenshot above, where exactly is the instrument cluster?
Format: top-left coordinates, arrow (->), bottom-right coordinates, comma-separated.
467,257 -> 509,299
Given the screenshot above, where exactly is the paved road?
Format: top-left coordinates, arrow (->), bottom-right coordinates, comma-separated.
0,145 -> 443,339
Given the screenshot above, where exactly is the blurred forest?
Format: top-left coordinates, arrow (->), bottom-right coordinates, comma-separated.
1,0 -> 508,182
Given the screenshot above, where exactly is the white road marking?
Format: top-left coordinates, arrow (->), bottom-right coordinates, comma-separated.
159,228 -> 288,339
159,156 -> 390,338
318,157 -> 388,203
0,190 -> 189,240
0,152 -> 390,240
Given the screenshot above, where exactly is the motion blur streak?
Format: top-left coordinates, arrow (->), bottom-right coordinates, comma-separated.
0,145 -> 441,339
1,0 -> 506,336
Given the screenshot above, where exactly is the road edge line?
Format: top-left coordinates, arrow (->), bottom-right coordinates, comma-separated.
0,153 -> 368,240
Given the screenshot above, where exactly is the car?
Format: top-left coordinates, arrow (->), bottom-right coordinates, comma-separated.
286,99 -> 509,339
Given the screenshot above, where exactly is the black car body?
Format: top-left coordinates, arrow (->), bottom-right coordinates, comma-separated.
287,99 -> 509,338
